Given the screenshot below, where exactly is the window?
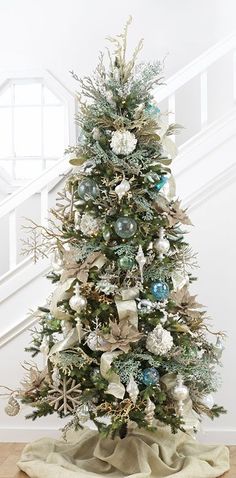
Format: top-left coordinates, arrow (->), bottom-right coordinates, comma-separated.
0,78 -> 68,181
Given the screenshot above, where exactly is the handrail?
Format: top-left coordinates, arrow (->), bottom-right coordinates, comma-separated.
155,32 -> 236,102
0,155 -> 71,218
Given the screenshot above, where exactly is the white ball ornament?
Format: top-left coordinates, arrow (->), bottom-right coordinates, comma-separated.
153,228 -> 170,259
115,178 -> 130,201
111,130 -> 137,156
200,394 -> 214,409
146,324 -> 173,355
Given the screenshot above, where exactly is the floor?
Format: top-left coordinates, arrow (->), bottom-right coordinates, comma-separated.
0,444 -> 235,478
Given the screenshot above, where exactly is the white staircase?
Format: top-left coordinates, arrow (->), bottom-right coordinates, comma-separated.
0,33 -> 236,443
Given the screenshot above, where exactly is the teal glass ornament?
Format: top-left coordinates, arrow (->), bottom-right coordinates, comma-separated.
151,280 -> 169,301
145,103 -> 160,116
142,367 -> 160,386
114,217 -> 137,239
118,255 -> 134,270
155,175 -> 168,192
78,179 -> 99,200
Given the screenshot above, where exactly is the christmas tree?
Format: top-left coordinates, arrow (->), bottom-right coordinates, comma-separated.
4,18 -> 226,441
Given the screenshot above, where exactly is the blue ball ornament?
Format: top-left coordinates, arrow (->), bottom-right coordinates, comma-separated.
155,175 -> 168,192
151,280 -> 169,301
142,367 -> 160,386
114,216 -> 137,239
78,179 -> 99,200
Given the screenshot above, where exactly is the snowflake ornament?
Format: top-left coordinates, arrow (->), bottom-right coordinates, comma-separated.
48,377 -> 82,414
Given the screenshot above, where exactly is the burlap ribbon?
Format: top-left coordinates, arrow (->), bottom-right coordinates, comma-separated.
48,326 -> 83,356
115,287 -> 139,328
100,351 -> 125,399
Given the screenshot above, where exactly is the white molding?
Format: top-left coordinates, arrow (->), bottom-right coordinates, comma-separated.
174,107 -> 236,178
0,258 -> 49,304
0,310 -> 42,348
0,427 -> 61,442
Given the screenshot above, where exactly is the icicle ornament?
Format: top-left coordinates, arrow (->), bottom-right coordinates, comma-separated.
135,245 -> 146,283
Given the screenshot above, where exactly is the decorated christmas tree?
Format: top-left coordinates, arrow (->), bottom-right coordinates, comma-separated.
2,19 -> 230,478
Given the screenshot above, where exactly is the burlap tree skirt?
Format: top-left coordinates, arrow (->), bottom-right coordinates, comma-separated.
18,426 -> 229,478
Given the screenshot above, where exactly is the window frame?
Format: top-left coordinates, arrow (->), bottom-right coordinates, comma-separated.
0,69 -> 76,189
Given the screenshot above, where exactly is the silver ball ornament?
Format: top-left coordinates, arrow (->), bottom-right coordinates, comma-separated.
86,331 -> 107,351
153,228 -> 170,259
69,283 -> 87,312
200,394 -> 214,409
69,294 -> 87,312
171,375 -> 189,415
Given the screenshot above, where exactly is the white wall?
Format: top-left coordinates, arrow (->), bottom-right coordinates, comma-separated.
0,0 -> 236,89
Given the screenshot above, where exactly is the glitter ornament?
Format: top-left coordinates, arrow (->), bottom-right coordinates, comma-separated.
115,178 -> 130,201
69,284 -> 87,312
86,331 -> 108,351
118,255 -> 134,270
213,336 -> 225,359
144,398 -> 156,425
126,374 -> 139,404
155,175 -> 168,192
80,213 -> 100,236
146,324 -> 173,355
137,299 -> 154,313
153,228 -> 170,259
171,375 -> 189,415
111,130 -> 137,156
5,396 -> 20,416
78,178 -> 99,200
141,367 -> 160,386
151,280 -> 169,301
200,394 -> 214,409
114,216 -> 137,238
135,245 -> 146,283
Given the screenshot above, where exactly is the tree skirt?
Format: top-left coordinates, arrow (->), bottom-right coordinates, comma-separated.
18,427 -> 229,478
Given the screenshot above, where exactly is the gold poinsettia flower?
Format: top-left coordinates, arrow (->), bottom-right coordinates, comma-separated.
98,320 -> 143,353
170,286 -> 205,324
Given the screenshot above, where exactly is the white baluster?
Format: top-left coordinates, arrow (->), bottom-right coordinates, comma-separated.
200,70 -> 208,127
9,210 -> 17,270
168,94 -> 176,142
40,186 -> 48,227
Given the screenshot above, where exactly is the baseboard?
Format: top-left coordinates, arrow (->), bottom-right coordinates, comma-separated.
0,426 -> 235,444
0,427 -> 61,442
